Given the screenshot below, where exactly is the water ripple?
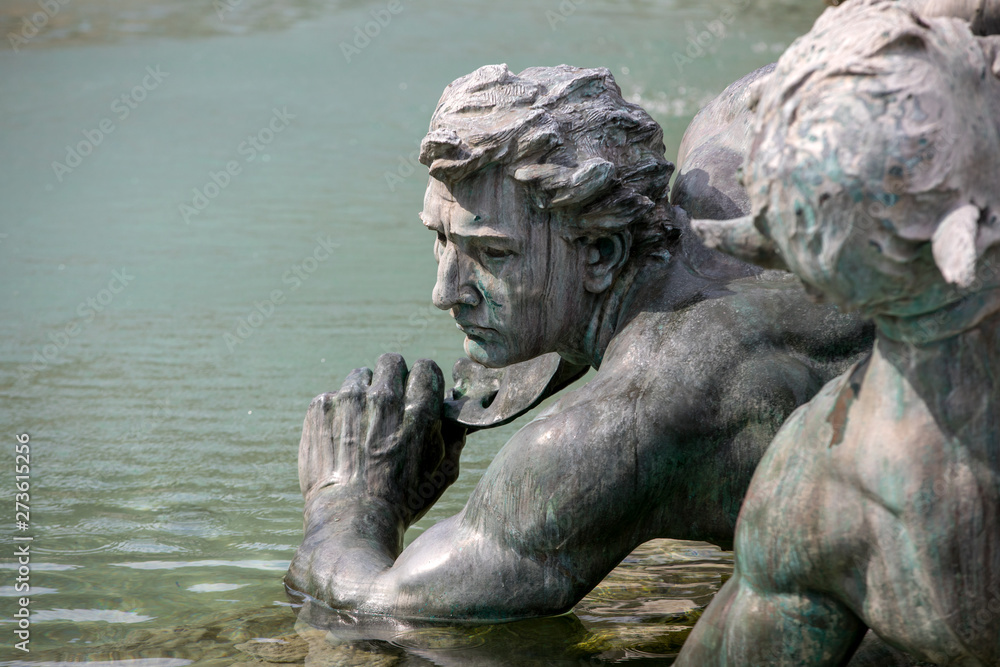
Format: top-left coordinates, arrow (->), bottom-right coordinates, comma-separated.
112,559 -> 289,571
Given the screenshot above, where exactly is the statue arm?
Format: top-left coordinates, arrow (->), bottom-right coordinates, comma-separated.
674,568 -> 865,666
285,368 -> 653,620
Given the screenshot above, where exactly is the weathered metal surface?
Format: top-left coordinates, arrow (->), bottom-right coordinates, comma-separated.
681,1 -> 1000,664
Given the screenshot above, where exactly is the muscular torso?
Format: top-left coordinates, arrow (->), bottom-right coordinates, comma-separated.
736,323 -> 1000,664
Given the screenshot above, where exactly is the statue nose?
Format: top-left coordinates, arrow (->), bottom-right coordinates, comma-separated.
432,244 -> 480,310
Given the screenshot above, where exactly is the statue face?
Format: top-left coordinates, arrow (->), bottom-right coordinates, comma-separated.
421,166 -> 589,368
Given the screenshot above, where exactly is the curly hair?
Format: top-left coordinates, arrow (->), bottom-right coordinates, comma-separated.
419,64 -> 678,255
745,0 -> 1000,316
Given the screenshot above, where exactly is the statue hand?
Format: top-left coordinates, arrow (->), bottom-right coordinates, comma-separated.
298,353 -> 466,528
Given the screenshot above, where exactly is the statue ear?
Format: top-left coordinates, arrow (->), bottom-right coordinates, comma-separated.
932,204 -> 981,288
582,233 -> 628,294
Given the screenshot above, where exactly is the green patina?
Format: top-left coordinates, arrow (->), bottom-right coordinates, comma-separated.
476,280 -> 503,311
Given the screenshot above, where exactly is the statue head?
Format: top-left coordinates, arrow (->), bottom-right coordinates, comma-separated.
739,0 -> 1000,337
418,64 -> 676,367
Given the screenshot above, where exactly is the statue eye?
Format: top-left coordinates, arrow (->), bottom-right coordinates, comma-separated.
482,247 -> 514,260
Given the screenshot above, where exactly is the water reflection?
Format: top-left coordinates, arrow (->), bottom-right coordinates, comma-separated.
0,0 -> 820,52
3,661 -> 192,667
267,539 -> 732,666
0,0 -> 330,48
112,559 -> 289,571
31,609 -> 155,623
9,539 -> 728,665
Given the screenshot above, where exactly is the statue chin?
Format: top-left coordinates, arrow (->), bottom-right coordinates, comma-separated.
463,335 -> 552,370
463,337 -> 509,369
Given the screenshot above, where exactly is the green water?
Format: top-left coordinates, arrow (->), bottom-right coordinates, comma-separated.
0,0 -> 823,664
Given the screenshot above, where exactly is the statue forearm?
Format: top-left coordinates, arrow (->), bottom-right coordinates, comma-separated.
286,490 -> 406,612
286,495 -> 577,620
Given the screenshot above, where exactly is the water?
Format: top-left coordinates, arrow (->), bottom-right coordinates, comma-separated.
0,0 -> 823,663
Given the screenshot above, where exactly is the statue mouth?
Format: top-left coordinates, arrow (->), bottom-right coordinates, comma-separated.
455,322 -> 495,339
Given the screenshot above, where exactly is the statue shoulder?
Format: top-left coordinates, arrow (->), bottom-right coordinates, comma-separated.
702,272 -> 874,362
598,273 -> 873,433
607,270 -> 867,373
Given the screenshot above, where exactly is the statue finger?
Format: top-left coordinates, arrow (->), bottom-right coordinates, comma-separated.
335,367 -> 373,480
299,392 -> 338,498
402,358 -> 445,437
337,366 -> 373,416
339,366 -> 373,397
366,353 -> 408,454
369,353 -> 407,408
440,419 -> 467,487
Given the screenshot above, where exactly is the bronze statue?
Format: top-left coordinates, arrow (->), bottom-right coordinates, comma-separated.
284,63 -> 872,620
678,0 -> 1000,663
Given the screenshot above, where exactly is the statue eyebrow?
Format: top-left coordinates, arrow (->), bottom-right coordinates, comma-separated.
420,210 -> 510,242
449,226 -> 516,243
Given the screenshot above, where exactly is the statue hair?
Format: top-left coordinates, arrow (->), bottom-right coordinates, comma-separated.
419,64 -> 678,256
746,0 -> 1000,309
